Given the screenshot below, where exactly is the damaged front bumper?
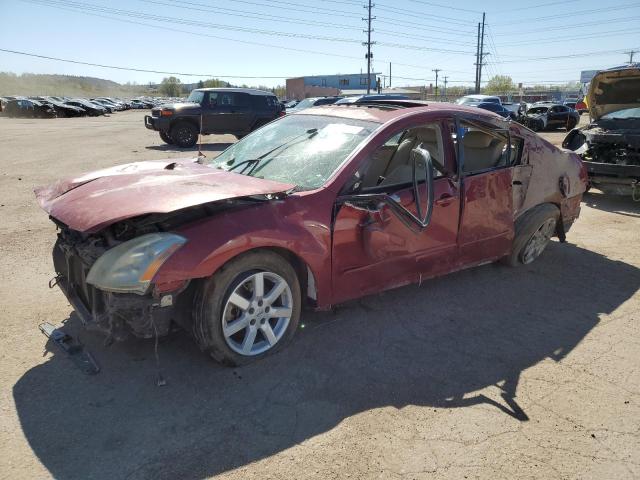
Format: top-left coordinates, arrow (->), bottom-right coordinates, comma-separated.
52,235 -> 184,341
583,161 -> 640,197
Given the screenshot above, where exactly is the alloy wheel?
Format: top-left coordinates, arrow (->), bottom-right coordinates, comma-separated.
221,272 -> 293,356
521,217 -> 556,264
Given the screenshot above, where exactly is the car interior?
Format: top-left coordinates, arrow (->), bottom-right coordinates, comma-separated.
460,129 -> 508,173
361,125 -> 445,189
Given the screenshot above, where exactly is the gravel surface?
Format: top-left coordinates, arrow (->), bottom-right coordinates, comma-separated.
0,111 -> 638,480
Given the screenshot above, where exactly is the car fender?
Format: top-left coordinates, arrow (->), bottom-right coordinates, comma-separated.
153,191 -> 334,307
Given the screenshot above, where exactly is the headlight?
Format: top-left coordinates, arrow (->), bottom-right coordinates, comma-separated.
86,233 -> 187,295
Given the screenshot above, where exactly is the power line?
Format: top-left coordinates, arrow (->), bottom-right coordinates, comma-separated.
495,0 -> 582,13
0,47 -> 288,78
492,15 -> 640,36
497,27 -> 640,48
504,2 -> 640,24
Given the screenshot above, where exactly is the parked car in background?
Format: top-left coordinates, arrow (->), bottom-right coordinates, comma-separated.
145,88 -> 284,147
288,96 -> 342,112
471,101 -> 517,119
284,100 -> 299,109
563,64 -> 640,198
518,103 -> 579,131
34,98 -> 86,117
2,98 -> 56,118
36,100 -> 587,366
64,99 -> 107,116
335,94 -> 410,104
456,94 -> 502,106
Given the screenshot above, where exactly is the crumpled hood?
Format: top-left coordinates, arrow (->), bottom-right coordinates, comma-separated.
588,65 -> 640,120
35,158 -> 294,233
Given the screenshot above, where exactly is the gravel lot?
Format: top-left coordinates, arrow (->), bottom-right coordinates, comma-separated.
0,110 -> 638,479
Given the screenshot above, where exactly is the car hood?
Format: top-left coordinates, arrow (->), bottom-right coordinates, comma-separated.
35,158 -> 294,233
157,102 -> 201,112
588,66 -> 640,120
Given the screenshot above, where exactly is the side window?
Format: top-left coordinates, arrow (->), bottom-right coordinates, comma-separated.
358,124 -> 445,190
510,137 -> 524,165
219,93 -> 234,106
460,122 -> 508,174
234,93 -> 250,107
207,92 -> 219,107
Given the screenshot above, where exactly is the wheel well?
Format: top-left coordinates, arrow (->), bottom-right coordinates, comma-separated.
220,247 -> 318,307
516,202 -> 563,239
170,118 -> 199,132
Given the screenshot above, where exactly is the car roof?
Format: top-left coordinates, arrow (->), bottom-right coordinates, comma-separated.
293,100 -> 507,124
193,87 -> 275,96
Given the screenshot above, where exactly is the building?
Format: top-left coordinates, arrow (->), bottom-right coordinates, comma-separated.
286,73 -> 381,100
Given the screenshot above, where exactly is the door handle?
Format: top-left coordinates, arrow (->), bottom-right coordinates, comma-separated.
435,194 -> 454,206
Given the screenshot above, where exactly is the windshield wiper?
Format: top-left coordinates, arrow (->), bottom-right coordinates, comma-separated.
223,128 -> 319,176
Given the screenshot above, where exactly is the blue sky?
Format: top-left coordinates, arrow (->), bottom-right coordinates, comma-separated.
0,0 -> 638,88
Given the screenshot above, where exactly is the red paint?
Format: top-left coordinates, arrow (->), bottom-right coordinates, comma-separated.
37,104 -> 588,310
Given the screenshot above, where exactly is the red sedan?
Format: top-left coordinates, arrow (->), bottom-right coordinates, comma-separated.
36,100 -> 587,366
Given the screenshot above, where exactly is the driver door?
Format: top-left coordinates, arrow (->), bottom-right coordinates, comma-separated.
331,123 -> 460,305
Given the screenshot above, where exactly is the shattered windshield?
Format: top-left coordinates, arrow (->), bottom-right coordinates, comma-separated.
602,107 -> 640,119
208,114 -> 379,190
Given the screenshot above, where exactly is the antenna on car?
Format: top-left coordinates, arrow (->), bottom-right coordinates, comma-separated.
198,111 -> 205,158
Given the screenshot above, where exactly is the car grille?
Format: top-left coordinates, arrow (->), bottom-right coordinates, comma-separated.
151,109 -> 160,117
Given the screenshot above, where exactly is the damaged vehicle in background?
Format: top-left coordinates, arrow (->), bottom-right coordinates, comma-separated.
563,64 -> 640,198
518,103 -> 579,132
36,100 -> 587,366
2,98 -> 56,118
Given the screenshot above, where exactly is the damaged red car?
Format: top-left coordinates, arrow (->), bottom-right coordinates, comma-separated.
36,100 -> 587,366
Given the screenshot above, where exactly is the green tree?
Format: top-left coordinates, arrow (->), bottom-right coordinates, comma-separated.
159,76 -> 182,96
197,80 -> 204,89
484,75 -> 516,94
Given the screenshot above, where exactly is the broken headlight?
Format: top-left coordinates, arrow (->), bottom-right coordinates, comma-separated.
86,233 -> 186,295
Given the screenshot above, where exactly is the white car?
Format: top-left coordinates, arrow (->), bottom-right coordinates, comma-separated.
456,94 -> 502,106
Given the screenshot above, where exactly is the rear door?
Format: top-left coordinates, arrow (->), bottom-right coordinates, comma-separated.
456,120 -> 514,265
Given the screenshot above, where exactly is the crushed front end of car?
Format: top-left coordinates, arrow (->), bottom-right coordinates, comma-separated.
50,219 -> 191,341
563,64 -> 640,199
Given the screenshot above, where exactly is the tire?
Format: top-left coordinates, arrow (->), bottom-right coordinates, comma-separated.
170,121 -> 198,148
159,131 -> 174,145
566,118 -> 577,131
504,204 -> 560,267
193,250 -> 301,366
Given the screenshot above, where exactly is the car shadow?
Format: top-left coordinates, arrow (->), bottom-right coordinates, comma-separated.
145,143 -> 233,153
582,190 -> 640,218
13,242 -> 640,479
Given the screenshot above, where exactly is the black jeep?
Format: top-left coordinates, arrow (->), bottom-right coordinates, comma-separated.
144,88 -> 284,147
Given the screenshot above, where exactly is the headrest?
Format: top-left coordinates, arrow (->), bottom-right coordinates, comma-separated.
462,130 -> 494,148
409,127 -> 438,143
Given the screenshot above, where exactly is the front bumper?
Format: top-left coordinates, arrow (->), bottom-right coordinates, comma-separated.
52,237 -> 177,339
583,161 -> 640,196
144,114 -> 158,131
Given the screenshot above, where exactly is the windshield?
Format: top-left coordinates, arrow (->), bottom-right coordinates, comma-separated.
291,98 -> 316,110
187,90 -> 205,103
527,107 -> 549,114
208,114 -> 379,190
601,107 -> 640,119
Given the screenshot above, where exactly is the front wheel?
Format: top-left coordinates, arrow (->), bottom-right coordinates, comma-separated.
159,131 -> 174,145
170,121 -> 199,148
505,204 -> 560,267
193,251 -> 301,366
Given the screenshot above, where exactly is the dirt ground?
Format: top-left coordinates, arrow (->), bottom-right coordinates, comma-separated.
0,111 -> 638,480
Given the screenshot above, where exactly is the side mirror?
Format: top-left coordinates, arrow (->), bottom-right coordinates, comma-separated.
410,145 -> 435,227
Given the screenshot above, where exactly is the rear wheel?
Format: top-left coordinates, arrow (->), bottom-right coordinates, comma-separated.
193,251 -> 301,366
566,117 -> 577,131
505,204 -> 560,267
159,131 -> 174,145
170,121 -> 198,148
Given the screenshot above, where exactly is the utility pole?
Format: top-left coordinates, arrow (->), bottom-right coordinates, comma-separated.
443,76 -> 448,101
389,62 -> 392,88
432,68 -> 441,99
363,0 -> 375,94
478,12 -> 486,93
624,50 -> 637,64
475,22 -> 481,93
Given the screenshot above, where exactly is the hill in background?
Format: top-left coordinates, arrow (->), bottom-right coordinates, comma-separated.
0,72 -> 153,97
